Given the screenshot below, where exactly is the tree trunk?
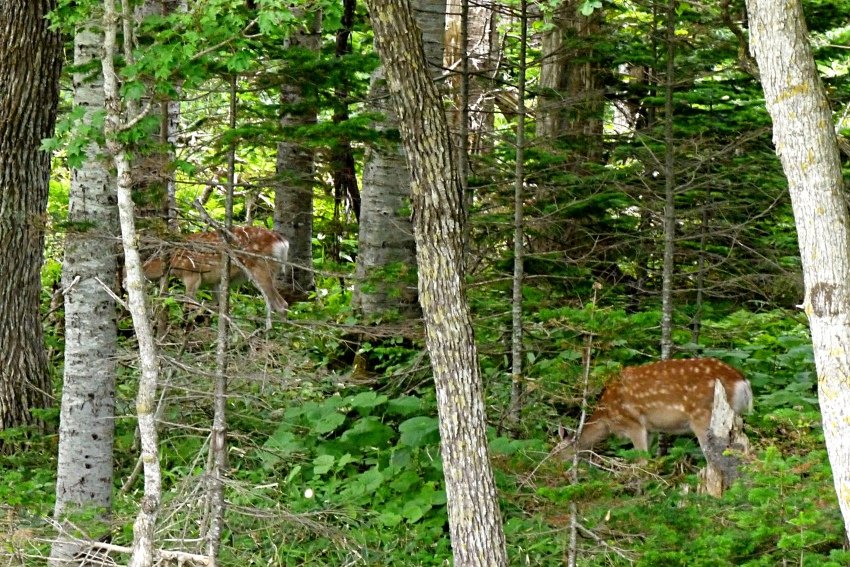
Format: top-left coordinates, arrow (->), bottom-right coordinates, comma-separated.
660,0 -> 676,360
536,0 -> 602,150
102,1 -> 163,563
51,18 -> 119,564
746,0 -> 850,540
0,0 -> 63,436
330,0 -> 361,228
353,0 -> 447,319
275,12 -> 320,302
444,0 -> 498,155
365,0 -> 508,562
128,1 -> 172,225
508,0 -> 528,436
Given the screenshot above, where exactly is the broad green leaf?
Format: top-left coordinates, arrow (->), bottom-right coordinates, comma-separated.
398,416 -> 440,447
313,454 -> 335,475
387,395 -> 425,417
314,411 -> 346,435
340,417 -> 394,448
349,391 -> 388,410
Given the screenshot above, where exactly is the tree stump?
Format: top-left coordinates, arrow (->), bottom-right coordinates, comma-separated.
697,380 -> 750,497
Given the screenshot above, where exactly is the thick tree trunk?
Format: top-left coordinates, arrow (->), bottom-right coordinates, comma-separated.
536,0 -> 602,149
444,0 -> 497,155
366,0 -> 508,562
746,0 -> 850,540
0,0 -> 63,435
51,19 -> 119,565
353,0 -> 446,319
275,13 -> 320,301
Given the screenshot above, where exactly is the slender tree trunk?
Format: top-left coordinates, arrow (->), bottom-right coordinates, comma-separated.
660,0 -> 676,360
102,1 -> 162,564
331,0 -> 361,227
366,0 -> 508,562
163,0 -> 186,230
508,0 -> 528,435
205,74 -> 237,567
692,203 -> 708,345
275,12 -> 320,301
51,17 -> 119,564
746,0 -> 850,540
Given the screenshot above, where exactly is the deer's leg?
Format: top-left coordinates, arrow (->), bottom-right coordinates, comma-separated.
627,429 -> 650,453
251,268 -> 289,316
182,273 -> 204,310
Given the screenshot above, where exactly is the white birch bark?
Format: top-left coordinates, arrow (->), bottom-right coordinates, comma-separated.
51,19 -> 119,564
746,0 -> 850,540
353,0 -> 447,319
102,1 -> 162,564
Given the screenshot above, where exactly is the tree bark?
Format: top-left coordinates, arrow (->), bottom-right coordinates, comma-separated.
102,1 -> 163,564
51,17 -> 119,564
275,12 -> 320,301
508,0 -> 528,435
746,0 -> 850,540
366,0 -> 508,562
331,0 -> 361,228
660,0 -> 676,360
353,0 -> 447,319
536,0 -> 603,150
0,0 -> 63,436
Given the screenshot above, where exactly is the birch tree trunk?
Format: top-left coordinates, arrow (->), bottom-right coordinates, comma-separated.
51,17 -> 119,564
365,0 -> 508,562
353,0 -> 447,319
0,0 -> 62,436
746,0 -> 850,540
102,1 -> 162,563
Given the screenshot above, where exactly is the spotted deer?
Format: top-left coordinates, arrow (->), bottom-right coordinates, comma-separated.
142,225 -> 289,317
560,358 -> 752,459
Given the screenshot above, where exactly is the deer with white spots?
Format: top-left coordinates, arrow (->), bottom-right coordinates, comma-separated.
142,226 -> 289,319
560,358 -> 752,460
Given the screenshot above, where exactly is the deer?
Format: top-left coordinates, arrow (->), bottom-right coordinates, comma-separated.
558,358 -> 752,462
142,225 -> 290,320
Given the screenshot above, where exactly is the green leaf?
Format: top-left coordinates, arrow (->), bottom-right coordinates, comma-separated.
313,454 -> 335,475
389,470 -> 419,493
340,417 -> 394,448
314,411 -> 346,435
579,0 -> 602,17
402,501 -> 427,523
259,428 -> 305,467
387,395 -> 425,416
398,416 -> 440,447
378,511 -> 403,527
349,391 -> 389,410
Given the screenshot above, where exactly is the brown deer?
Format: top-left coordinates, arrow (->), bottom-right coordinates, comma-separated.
142,226 -> 289,317
559,358 -> 752,459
